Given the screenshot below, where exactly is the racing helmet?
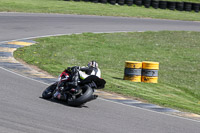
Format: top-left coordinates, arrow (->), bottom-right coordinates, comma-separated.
88,61 -> 98,68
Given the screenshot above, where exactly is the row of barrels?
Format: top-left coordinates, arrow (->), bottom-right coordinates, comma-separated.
124,61 -> 159,83
69,0 -> 200,12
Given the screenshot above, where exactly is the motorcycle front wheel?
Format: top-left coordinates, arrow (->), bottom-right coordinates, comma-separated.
42,83 -> 57,99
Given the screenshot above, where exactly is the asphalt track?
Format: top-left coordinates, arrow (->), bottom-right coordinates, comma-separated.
0,12 -> 200,133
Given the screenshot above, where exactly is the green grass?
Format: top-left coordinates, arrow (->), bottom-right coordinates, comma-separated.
14,31 -> 200,114
0,0 -> 200,21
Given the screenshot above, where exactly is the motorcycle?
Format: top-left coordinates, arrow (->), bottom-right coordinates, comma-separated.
42,70 -> 106,107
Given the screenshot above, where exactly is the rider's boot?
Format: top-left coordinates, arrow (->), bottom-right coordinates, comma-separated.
53,91 -> 60,98
59,94 -> 67,100
70,71 -> 81,93
53,87 -> 67,100
54,92 -> 67,100
53,86 -> 61,98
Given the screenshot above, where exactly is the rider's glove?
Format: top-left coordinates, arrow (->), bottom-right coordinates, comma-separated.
65,67 -> 71,72
71,66 -> 80,74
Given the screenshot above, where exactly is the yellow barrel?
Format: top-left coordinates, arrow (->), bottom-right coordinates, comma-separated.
142,61 -> 159,83
124,61 -> 142,82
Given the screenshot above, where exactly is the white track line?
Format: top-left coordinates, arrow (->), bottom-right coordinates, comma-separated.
0,66 -> 49,86
0,31 -> 132,44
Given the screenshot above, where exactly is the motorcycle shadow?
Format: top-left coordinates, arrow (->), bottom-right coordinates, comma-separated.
39,97 -> 89,108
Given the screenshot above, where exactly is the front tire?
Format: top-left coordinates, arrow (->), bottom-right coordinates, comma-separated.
42,83 -> 57,99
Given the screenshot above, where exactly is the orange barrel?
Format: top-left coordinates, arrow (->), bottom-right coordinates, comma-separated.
124,61 -> 142,82
142,61 -> 159,83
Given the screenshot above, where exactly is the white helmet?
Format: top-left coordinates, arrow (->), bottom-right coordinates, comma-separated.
88,61 -> 98,68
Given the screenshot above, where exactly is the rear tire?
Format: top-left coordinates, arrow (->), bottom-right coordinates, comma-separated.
42,83 -> 57,99
67,85 -> 93,107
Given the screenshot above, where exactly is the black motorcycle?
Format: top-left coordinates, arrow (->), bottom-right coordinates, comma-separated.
42,74 -> 106,107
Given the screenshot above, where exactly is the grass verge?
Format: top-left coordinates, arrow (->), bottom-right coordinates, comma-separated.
0,0 -> 200,21
14,31 -> 200,114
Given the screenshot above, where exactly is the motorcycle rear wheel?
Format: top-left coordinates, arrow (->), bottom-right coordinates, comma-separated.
67,85 -> 93,107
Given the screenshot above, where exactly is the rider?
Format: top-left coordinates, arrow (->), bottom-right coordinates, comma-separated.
53,61 -> 101,100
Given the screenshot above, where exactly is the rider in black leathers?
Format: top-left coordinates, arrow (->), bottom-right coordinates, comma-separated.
53,61 -> 101,100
